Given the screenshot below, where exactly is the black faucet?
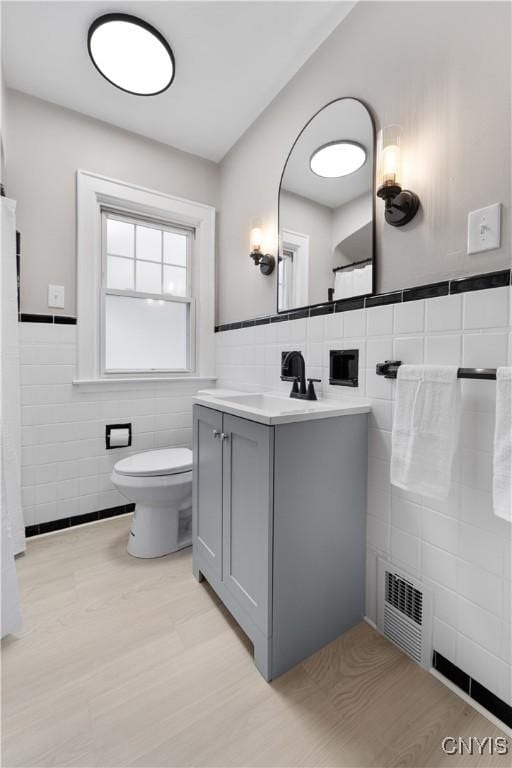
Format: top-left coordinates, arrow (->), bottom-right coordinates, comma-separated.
281,351 -> 321,401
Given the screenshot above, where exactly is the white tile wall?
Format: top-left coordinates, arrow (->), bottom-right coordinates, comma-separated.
19,323 -> 211,527
215,285 -> 512,703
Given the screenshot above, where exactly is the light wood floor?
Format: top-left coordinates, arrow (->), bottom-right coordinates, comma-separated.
2,516 -> 508,768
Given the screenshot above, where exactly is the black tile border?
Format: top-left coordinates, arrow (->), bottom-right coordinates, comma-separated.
433,651 -> 512,728
215,268 -> 512,332
471,679 -> 512,729
19,313 -> 53,324
365,291 -> 403,308
25,504 -> 135,538
433,650 -> 470,693
403,281 -> 449,302
335,296 -> 365,313
288,308 -> 309,321
450,269 -> 510,295
24,524 -> 41,537
19,313 -> 77,325
310,303 -> 334,317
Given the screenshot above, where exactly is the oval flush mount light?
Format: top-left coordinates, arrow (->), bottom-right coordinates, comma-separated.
88,13 -> 175,96
310,141 -> 366,178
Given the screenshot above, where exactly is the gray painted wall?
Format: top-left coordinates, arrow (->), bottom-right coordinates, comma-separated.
5,89 -> 219,316
280,189 -> 373,304
218,1 -> 511,324
0,9 -> 7,184
280,190 -> 333,304
4,3 -> 511,324
331,193 -> 372,258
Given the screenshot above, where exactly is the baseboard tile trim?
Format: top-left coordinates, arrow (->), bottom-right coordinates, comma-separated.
433,650 -> 512,729
430,669 -> 512,737
25,512 -> 133,540
25,504 -> 135,538
365,621 -> 511,733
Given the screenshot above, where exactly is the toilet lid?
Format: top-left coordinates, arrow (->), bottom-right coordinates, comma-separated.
114,448 -> 193,477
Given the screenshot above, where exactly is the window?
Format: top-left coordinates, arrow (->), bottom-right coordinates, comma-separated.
278,248 -> 295,311
76,170 -> 215,386
102,210 -> 194,372
279,229 -> 309,310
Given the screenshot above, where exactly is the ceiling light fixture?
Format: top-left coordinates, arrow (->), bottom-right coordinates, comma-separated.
310,141 -> 366,178
88,13 -> 175,96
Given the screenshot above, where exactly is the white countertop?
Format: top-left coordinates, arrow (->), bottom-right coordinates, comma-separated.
193,390 -> 371,425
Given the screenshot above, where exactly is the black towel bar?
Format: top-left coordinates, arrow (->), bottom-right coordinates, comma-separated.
376,361 -> 498,380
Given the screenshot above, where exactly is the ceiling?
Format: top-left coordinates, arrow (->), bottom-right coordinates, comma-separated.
281,97 -> 373,208
2,1 -> 355,162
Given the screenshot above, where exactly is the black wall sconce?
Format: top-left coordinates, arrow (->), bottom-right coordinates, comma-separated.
376,125 -> 419,227
249,226 -> 275,275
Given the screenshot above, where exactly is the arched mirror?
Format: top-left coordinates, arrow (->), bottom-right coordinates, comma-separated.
278,98 -> 375,312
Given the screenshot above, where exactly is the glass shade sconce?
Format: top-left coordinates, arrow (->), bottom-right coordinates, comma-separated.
376,125 -> 419,227
249,224 -> 275,275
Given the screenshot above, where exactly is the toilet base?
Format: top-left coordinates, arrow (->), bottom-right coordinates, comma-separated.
111,461 -> 192,560
127,504 -> 191,559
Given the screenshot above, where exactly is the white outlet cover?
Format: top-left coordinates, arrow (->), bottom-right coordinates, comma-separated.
48,284 -> 65,309
467,203 -> 501,255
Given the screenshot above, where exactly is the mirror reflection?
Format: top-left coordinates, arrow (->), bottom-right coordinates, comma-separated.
278,98 -> 375,312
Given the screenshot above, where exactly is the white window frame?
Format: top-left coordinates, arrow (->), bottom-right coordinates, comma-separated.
100,209 -> 195,375
76,170 -> 215,387
278,247 -> 296,311
280,228 -> 309,309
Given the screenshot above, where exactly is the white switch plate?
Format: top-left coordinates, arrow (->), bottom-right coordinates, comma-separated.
467,203 -> 501,255
48,284 -> 65,309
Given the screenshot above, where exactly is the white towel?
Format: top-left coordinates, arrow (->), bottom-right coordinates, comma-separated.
364,264 -> 373,293
493,367 -> 512,521
353,264 -> 372,297
334,269 -> 354,300
391,365 -> 460,500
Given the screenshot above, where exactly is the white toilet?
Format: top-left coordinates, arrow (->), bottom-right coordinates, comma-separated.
111,448 -> 193,559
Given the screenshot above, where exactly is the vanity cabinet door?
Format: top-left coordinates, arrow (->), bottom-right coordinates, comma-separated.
193,405 -> 223,580
221,414 -> 273,634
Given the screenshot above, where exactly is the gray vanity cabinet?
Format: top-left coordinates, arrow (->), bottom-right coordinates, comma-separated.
193,406 -> 223,579
221,414 -> 273,636
192,403 -> 367,682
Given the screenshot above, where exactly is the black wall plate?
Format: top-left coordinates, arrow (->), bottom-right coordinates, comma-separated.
329,349 -> 359,387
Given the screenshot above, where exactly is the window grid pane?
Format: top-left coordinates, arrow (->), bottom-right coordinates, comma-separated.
136,260 -> 162,294
105,215 -> 191,298
107,219 -> 134,258
107,255 -> 135,290
136,225 -> 163,262
164,265 -> 187,297
164,231 -> 187,267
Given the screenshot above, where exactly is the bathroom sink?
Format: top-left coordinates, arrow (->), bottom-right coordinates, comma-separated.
218,393 -> 312,412
193,390 -> 370,425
